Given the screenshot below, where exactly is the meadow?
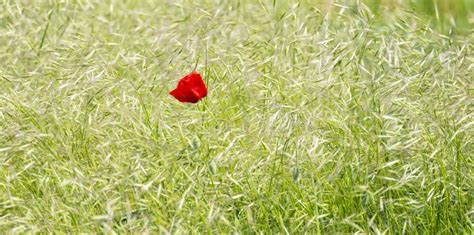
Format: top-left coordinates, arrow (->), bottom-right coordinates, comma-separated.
0,0 -> 473,233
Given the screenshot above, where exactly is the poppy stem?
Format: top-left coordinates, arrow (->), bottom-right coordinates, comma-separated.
204,42 -> 209,86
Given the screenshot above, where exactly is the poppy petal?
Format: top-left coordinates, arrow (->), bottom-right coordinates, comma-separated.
169,70 -> 207,103
169,88 -> 188,103
188,72 -> 207,97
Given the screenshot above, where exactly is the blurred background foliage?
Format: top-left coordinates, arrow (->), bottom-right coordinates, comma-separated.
308,0 -> 474,33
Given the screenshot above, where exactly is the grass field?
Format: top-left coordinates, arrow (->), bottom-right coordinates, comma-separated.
1,0 -> 473,233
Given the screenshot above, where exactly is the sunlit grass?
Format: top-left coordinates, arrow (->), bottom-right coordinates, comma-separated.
319,0 -> 474,32
0,0 -> 472,233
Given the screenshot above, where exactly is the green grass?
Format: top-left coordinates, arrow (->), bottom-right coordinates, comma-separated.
373,0 -> 474,33
1,0 -> 473,233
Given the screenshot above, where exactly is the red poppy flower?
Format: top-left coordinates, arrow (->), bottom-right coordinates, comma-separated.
169,70 -> 207,103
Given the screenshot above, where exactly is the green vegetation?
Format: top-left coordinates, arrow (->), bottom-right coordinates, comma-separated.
372,0 -> 474,32
0,0 -> 472,233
